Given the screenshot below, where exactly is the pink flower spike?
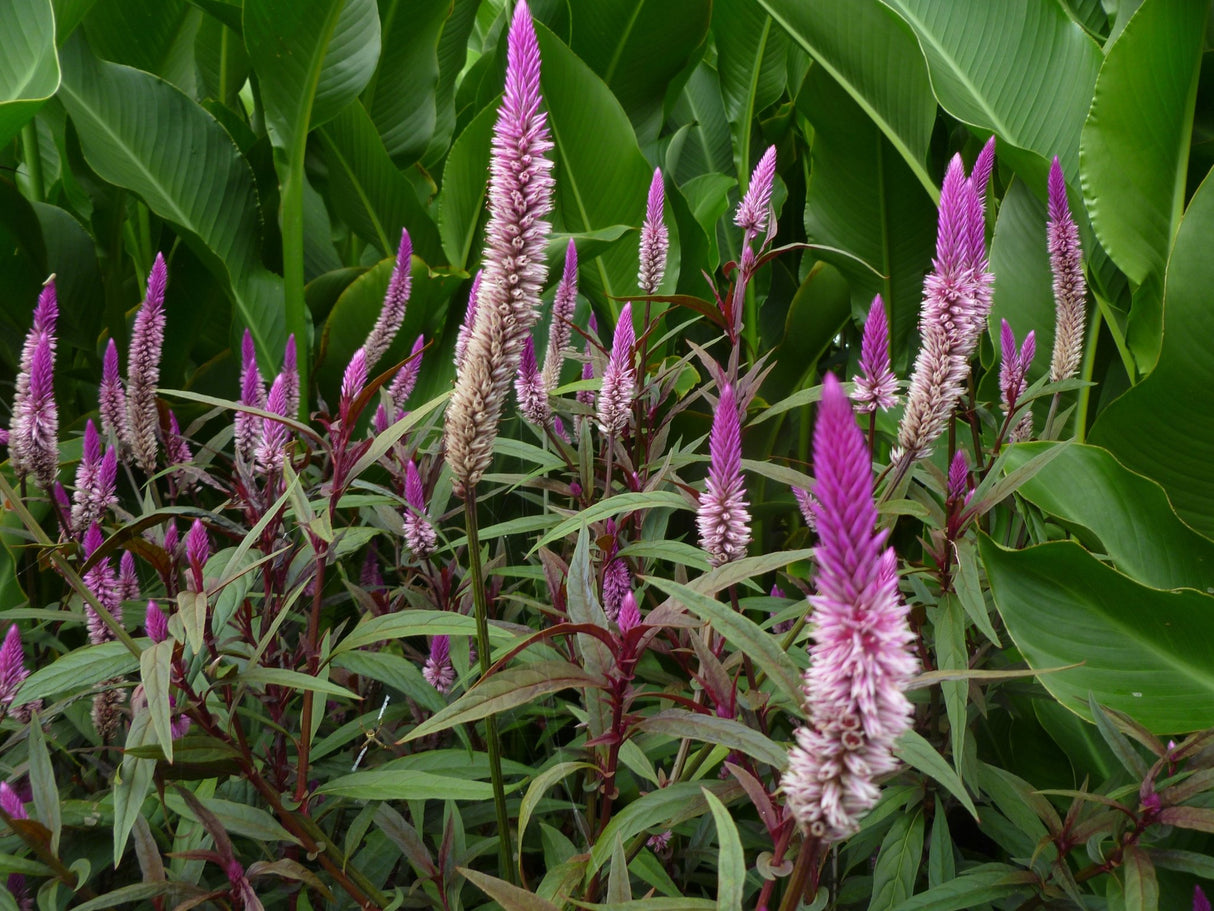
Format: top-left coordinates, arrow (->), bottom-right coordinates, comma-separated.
970,135 -> 996,202
117,550 -> 139,603
185,519 -> 208,592
602,558 -> 631,622
403,460 -> 437,559
792,486 -> 818,534
423,635 -> 455,694
16,334 -> 59,489
697,384 -> 751,566
852,295 -> 898,413
145,601 -> 169,643
543,240 -> 579,392
638,169 -> 668,295
516,335 -> 550,426
1047,157 -> 1087,384
363,229 -> 413,371
453,271 -> 482,371
282,334 -> 300,419
99,338 -> 128,446
596,303 -> 636,437
617,591 -> 641,634
0,625 -> 32,712
236,329 -> 266,463
126,253 -> 168,473
72,420 -> 117,533
1195,886 -> 1210,911
165,410 -> 192,467
257,374 -> 290,473
0,781 -> 27,820
372,404 -> 390,435
735,146 -> 777,240
947,451 -> 969,502
341,347 -> 368,408
388,334 -> 425,408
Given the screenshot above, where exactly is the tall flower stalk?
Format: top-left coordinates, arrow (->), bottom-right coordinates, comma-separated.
1046,157 -> 1087,435
696,384 -> 750,566
126,254 -> 168,474
9,280 -> 59,489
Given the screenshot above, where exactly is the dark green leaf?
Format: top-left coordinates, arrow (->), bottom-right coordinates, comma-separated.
869,810 -> 925,911
0,0 -> 59,147
14,641 -> 138,706
315,770 -> 494,801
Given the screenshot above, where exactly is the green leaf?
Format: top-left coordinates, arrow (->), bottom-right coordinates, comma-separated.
176,590 -> 207,654
935,595 -> 968,780
57,35 -> 286,361
396,660 -> 605,745
702,789 -> 745,911
82,0 -> 192,79
14,641 -> 138,706
667,63 -> 733,186
869,809 -> 925,911
140,639 -> 175,765
893,729 -> 978,820
459,868 -> 563,911
244,0 -> 380,150
530,491 -> 692,555
112,710 -> 158,866
163,792 -> 300,846
800,63 -> 937,357
565,526 -> 612,744
333,608 -> 517,656
518,761 -> 596,858
713,0 -> 787,181
884,0 -> 1102,178
232,666 -> 359,700
634,710 -> 787,770
0,0 -> 59,147
1080,0 -> 1206,370
436,100 -> 494,268
981,535 -> 1214,733
315,769 -> 494,801
889,864 -> 1035,911
1003,442 -> 1214,591
27,711 -> 61,854
758,0 -> 937,196
1122,846 -> 1159,911
987,179 -> 1055,375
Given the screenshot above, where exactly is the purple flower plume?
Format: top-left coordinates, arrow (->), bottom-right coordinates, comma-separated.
83,524 -> 120,644
388,335 -> 425,413
236,329 -> 266,463
126,253 -> 168,473
736,146 -> 777,241
696,384 -> 750,566
257,374 -> 290,473
0,625 -> 34,718
117,550 -> 139,604
0,781 -> 27,819
947,450 -> 969,503
793,486 -> 818,534
784,374 -> 917,842
542,240 -> 579,392
282,335 -> 300,419
596,303 -> 636,438
999,320 -> 1035,413
445,0 -> 554,496
145,600 -> 169,643
852,295 -> 898,413
1196,886 -> 1211,911
363,229 -> 413,372
516,335 -> 550,426
185,519 -> 209,592
402,460 -> 437,560
11,281 -> 60,489
617,591 -> 641,634
603,557 -> 631,622
423,635 -> 455,694
638,169 -> 668,295
165,410 -> 193,470
100,338 -> 128,447
1047,158 -> 1086,383
454,271 -> 482,371
341,347 -> 368,413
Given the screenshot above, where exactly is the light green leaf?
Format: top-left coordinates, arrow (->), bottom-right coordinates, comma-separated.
315,770 -> 494,801
869,810 -> 925,911
0,0 -> 59,147
893,729 -> 978,820
140,639 -> 175,765
935,595 -> 967,779
518,761 -> 595,858
635,710 -> 787,770
703,789 -> 745,911
27,710 -> 61,854
459,868 -> 563,911
333,608 -> 517,656
112,710 -> 156,867
713,0 -> 787,182
530,491 -> 692,555
232,667 -> 358,700
14,641 -> 138,706
889,864 -> 1035,911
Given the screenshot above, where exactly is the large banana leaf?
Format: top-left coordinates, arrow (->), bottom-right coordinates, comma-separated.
0,0 -> 60,147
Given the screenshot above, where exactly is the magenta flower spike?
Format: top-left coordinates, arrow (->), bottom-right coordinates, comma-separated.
363,229 -> 413,372
445,0 -> 555,496
998,320 -> 1035,412
792,486 -> 819,534
543,240 -> 579,392
1047,158 -> 1087,384
126,253 -> 168,473
389,334 -> 425,412
852,295 -> 898,413
515,335 -> 551,426
402,460 -> 437,559
341,347 -> 368,410
617,590 -> 641,634
596,303 -> 636,438
0,781 -> 26,819
71,420 -> 117,533
947,450 -> 969,502
257,374 -> 289,473
784,374 -> 917,842
602,557 -> 631,622
1196,886 -> 1211,911
735,146 -> 777,241
638,169 -> 668,295
82,523 -> 120,644
99,338 -> 128,447
117,550 -> 139,603
236,329 -> 266,463
969,136 -> 996,207
282,334 -> 300,420
372,404 -> 390,435
185,519 -> 209,592
453,271 -> 482,371
0,625 -> 32,715
696,383 -> 751,567
15,335 -> 59,489
165,410 -> 193,468
145,600 -> 169,644
423,635 -> 455,694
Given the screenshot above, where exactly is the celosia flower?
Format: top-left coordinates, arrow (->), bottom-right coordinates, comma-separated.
999,320 -> 1036,413
341,347 -> 368,414
946,450 -> 969,503
552,415 -> 569,443
445,0 -> 554,496
388,335 -> 425,413
602,557 -> 630,622
373,404 -> 390,435
543,241 -> 579,392
638,169 -> 668,295
1047,158 -> 1086,383
696,384 -> 750,566
0,781 -> 26,819
71,420 -> 118,534
99,338 -> 128,447
423,635 -> 455,694
735,146 -> 777,241
793,486 -> 818,534
165,410 -> 193,470
0,626 -> 37,720
453,271 -> 482,371
1196,886 -> 1210,911
770,584 -> 794,635
257,374 -> 289,473
894,150 -> 995,464
11,335 -> 59,490
617,591 -> 641,634
402,460 -> 437,560
596,303 -> 635,438
515,336 -> 550,426
281,334 -> 300,419
784,374 -> 917,841
145,600 -> 169,643
235,329 -> 266,463
126,254 -> 168,473
117,551 -> 139,604
852,295 -> 897,413
363,230 -> 412,372
82,524 -> 120,644
185,519 -> 208,593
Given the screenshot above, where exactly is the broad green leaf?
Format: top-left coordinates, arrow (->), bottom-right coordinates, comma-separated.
397,660 -> 605,744
889,864 -> 1035,911
634,709 -> 787,770
571,0 -> 711,144
1080,0 -> 1206,370
316,770 -> 494,801
244,0 -> 380,150
436,100 -> 494,268
459,868 -> 563,911
57,35 -> 286,361
666,63 -> 733,186
713,0 -> 787,181
518,761 -> 595,858
163,792 -> 300,846
1003,442 -> 1214,591
987,179 -> 1055,375
758,0 -> 936,197
82,0 -> 193,79
800,63 -> 936,357
870,810 -> 925,911
194,13 -> 249,108
0,0 -> 59,148
884,0 -> 1102,178
140,639 -> 175,764
702,789 -> 745,911
318,99 -> 442,260
893,729 -> 978,820
363,0 -> 448,162
333,608 -> 518,656
982,535 -> 1214,732
1090,170 -> 1214,537
15,640 -> 139,706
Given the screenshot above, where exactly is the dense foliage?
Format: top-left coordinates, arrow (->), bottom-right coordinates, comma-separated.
2,0 -> 1214,909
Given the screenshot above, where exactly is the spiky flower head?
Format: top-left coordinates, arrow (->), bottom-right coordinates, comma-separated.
445,1 -> 555,496
388,334 -> 425,412
282,334 -> 300,419
602,557 -> 631,622
402,460 -> 437,560
784,374 -> 917,842
596,303 -> 636,438
999,320 -> 1036,413
1196,886 -> 1210,911
236,329 -> 266,463
10,282 -> 60,489
126,253 -> 168,473
1047,158 -> 1087,384
947,451 -> 969,503
341,347 -> 368,412
454,271 -> 482,371
145,601 -> 169,644
70,421 -> 113,535
617,591 -> 641,634
0,781 -> 26,819
165,410 -> 193,470
257,374 -> 290,473
735,146 -> 777,241
117,550 -> 139,603
82,524 -> 120,644
99,338 -> 128,448
543,240 -> 579,392
423,635 -> 455,694
0,626 -> 33,718
185,519 -> 208,593
696,384 -> 750,566
793,486 -> 819,534
852,295 -> 898,413
638,169 -> 668,295
363,229 -> 413,372
516,335 -> 551,426
970,136 -> 996,208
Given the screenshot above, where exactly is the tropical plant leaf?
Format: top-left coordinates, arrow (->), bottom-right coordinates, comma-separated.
713,0 -> 787,182
0,0 -> 59,148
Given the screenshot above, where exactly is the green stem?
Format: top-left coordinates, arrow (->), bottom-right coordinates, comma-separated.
464,494 -> 514,883
281,134 -> 309,418
21,122 -> 44,202
778,836 -> 822,911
